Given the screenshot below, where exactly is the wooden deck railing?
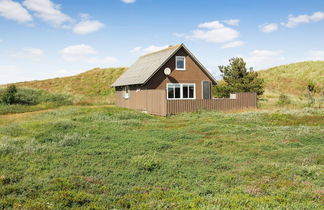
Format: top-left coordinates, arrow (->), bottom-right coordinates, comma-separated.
166,92 -> 257,115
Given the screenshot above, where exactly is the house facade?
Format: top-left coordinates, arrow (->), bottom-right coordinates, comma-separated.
112,44 -> 257,116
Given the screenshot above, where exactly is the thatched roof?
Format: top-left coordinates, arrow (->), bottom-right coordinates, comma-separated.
112,44 -> 216,87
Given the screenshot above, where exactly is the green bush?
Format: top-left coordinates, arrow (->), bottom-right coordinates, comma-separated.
277,94 -> 291,106
0,87 -> 72,106
1,85 -> 17,105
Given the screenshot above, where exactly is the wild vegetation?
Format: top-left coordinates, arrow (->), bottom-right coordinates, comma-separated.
1,67 -> 126,105
258,61 -> 324,108
0,106 -> 323,208
0,85 -> 72,114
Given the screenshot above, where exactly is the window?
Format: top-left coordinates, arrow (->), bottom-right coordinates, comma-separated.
167,83 -> 195,99
123,86 -> 130,99
176,56 -> 186,70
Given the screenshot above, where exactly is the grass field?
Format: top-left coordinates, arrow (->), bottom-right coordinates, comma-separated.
0,106 -> 323,209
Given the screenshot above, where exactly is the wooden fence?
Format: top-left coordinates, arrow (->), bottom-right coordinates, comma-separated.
166,92 -> 257,115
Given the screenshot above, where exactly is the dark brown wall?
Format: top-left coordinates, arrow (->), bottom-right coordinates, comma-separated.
146,48 -> 212,99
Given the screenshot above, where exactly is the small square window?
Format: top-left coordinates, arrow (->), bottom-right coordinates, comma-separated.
176,56 -> 186,70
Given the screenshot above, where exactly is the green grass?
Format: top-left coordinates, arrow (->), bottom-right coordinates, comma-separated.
0,87 -> 73,115
0,107 -> 323,209
0,67 -> 126,105
259,61 -> 324,96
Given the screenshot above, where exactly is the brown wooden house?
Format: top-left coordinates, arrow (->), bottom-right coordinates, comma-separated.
112,44 -> 257,116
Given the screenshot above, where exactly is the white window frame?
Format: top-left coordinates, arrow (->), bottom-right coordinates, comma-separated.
176,56 -> 186,70
166,83 -> 196,100
123,86 -> 130,99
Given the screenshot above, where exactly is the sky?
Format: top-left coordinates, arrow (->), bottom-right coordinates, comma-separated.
0,0 -> 324,84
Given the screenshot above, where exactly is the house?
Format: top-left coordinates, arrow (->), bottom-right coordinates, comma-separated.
112,44 -> 257,116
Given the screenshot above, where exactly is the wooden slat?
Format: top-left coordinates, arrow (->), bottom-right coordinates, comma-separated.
167,93 -> 257,115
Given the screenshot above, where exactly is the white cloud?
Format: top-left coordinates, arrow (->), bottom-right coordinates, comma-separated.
282,11 -> 324,28
306,50 -> 324,60
23,0 -> 72,27
198,20 -> 224,29
245,50 -> 285,70
221,41 -> 245,49
0,0 -> 32,23
223,19 -> 240,26
59,44 -> 117,66
0,64 -> 17,72
130,45 -> 169,55
260,23 -> 278,33
11,48 -> 44,59
72,14 -> 105,35
60,44 -> 97,61
86,56 -> 118,64
130,46 -> 142,54
142,45 -> 169,54
121,0 -> 136,3
175,20 -> 240,43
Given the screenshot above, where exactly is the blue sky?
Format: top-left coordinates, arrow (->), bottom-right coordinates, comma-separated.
1,0 -> 324,84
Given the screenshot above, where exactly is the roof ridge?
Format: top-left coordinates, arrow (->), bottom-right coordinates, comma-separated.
140,44 -> 182,57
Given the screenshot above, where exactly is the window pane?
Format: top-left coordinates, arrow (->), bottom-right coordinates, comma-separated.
175,84 -> 181,98
189,85 -> 194,98
176,57 -> 185,69
183,85 -> 188,98
168,86 -> 174,98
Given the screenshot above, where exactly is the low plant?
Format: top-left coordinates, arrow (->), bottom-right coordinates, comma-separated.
277,94 -> 291,106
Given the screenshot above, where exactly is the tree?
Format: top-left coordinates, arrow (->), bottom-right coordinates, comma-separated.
2,85 -> 17,104
214,57 -> 264,97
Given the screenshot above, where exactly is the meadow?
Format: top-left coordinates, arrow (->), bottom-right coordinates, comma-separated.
0,106 -> 323,209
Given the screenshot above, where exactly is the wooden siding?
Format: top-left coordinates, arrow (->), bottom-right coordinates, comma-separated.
146,47 -> 212,100
166,93 -> 257,115
115,88 -> 167,116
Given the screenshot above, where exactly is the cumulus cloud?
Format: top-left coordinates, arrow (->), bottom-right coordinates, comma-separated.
11,48 -> 44,59
130,45 -> 169,55
73,14 -> 105,35
306,50 -> 324,60
176,20 -> 240,44
121,0 -> 136,3
60,44 -> 117,65
260,23 -> 278,33
0,0 -> 32,23
282,11 -> 324,28
23,0 -> 72,27
245,50 -> 285,70
221,41 -> 245,49
223,19 -> 240,26
60,44 -> 97,61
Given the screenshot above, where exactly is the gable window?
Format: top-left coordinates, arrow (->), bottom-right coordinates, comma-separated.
167,83 -> 195,99
176,56 -> 186,70
123,86 -> 130,99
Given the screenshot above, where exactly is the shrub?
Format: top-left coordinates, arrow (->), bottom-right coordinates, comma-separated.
277,94 -> 291,106
1,85 -> 17,105
0,87 -> 72,106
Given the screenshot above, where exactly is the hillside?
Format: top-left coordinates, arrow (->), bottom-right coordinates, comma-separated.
1,61 -> 323,106
3,67 -> 126,105
259,61 -> 324,96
